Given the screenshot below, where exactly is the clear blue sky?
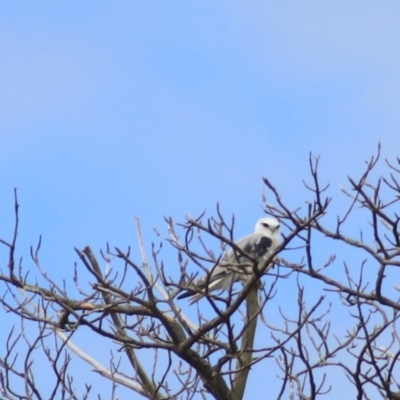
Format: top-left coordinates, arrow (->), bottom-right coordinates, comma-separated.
1,2 -> 400,398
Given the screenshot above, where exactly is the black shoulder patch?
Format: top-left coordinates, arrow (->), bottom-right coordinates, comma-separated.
251,236 -> 272,258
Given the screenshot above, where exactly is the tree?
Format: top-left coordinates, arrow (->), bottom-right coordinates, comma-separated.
0,146 -> 400,400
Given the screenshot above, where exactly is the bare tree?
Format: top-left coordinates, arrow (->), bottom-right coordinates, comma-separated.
0,146 -> 400,399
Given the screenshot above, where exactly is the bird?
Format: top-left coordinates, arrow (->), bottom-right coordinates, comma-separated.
177,217 -> 281,304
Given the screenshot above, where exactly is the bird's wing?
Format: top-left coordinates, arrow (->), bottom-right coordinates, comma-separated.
224,233 -> 273,263
177,233 -> 273,302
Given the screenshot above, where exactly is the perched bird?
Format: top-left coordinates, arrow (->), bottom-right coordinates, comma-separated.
177,217 -> 281,304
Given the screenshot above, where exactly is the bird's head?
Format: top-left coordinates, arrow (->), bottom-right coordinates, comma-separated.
255,217 -> 281,240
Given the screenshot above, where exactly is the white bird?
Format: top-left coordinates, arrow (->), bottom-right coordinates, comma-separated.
177,217 -> 281,304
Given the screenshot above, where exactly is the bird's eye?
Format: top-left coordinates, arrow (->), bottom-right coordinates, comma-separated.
262,223 -> 270,228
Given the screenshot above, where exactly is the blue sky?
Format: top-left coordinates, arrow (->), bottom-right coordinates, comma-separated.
1,1 -> 400,398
